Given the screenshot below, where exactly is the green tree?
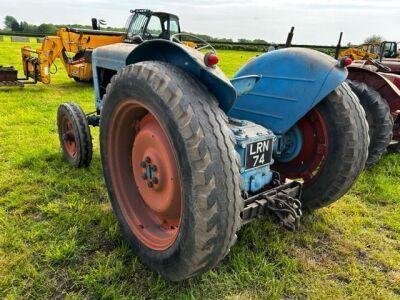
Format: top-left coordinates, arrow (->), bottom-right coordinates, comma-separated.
364,34 -> 384,45
253,39 -> 267,44
11,20 -> 21,31
238,38 -> 253,43
4,16 -> 17,29
37,23 -> 56,34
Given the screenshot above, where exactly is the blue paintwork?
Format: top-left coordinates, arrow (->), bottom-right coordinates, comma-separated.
229,48 -> 348,134
230,119 -> 275,193
92,43 -> 136,109
90,40 -> 351,195
230,75 -> 260,96
92,40 -> 236,112
273,127 -> 303,162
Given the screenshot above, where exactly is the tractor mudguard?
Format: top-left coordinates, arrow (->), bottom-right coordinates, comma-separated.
92,40 -> 236,112
229,48 -> 348,134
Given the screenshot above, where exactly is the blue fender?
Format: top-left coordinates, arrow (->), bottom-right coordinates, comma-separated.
92,40 -> 236,112
228,48 -> 348,134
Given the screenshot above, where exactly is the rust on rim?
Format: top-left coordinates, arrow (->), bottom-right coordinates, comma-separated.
108,99 -> 183,251
61,117 -> 77,158
274,108 -> 329,186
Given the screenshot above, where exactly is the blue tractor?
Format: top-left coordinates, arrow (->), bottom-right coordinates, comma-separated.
56,10 -> 369,281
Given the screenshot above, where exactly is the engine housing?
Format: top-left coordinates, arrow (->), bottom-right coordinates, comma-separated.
229,118 -> 276,194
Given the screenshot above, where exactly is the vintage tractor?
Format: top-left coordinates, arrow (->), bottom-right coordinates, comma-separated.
333,33 -> 400,159
56,31 -> 368,280
346,60 -> 400,155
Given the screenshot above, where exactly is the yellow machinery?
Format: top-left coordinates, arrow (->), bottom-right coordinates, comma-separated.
339,43 -> 380,60
0,9 -> 192,87
339,41 -> 399,61
0,27 -> 124,87
21,28 -> 124,84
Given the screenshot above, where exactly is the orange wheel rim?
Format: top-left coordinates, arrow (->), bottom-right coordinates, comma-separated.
61,117 -> 77,158
107,99 -> 183,251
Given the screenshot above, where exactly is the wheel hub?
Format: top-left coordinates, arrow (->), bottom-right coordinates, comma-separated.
108,100 -> 183,251
62,118 -> 77,157
132,114 -> 181,220
273,108 -> 329,185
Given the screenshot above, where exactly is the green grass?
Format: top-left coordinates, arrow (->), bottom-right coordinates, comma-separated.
0,36 -> 400,299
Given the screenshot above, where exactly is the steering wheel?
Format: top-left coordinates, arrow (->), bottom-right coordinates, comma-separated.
366,58 -> 392,72
170,33 -> 216,53
144,30 -> 154,40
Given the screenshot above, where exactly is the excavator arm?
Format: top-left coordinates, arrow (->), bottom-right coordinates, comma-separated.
21,36 -> 64,84
1,27 -> 125,86
20,28 -> 124,84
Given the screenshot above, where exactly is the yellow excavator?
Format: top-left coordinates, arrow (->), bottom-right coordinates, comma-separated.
338,43 -> 380,60
339,41 -> 399,60
0,9 -> 187,87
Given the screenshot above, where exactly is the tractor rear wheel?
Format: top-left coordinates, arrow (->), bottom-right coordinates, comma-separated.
347,80 -> 393,165
100,61 -> 242,281
274,82 -> 369,211
57,102 -> 93,168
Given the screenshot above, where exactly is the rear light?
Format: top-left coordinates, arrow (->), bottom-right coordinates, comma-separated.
339,57 -> 353,68
204,52 -> 219,67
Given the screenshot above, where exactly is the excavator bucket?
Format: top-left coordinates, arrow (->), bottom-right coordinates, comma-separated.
0,66 -> 23,87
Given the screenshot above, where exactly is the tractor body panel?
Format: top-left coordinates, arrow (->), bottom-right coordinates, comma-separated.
229,48 -> 347,134
92,40 -> 236,112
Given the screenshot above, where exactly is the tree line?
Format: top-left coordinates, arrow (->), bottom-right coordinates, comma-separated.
2,15 -> 269,44
3,16 -> 124,34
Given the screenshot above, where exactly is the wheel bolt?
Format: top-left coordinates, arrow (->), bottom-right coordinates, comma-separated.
145,156 -> 151,163
140,161 -> 146,168
148,182 -> 154,188
152,177 -> 158,184
142,173 -> 148,180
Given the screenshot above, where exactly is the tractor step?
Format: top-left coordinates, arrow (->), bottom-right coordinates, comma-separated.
242,181 -> 303,231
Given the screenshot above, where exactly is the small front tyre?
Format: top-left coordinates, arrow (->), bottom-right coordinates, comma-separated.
57,102 -> 93,168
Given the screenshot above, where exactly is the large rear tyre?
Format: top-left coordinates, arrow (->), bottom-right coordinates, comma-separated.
274,83 -> 369,211
100,61 -> 242,281
57,102 -> 93,168
347,80 -> 393,165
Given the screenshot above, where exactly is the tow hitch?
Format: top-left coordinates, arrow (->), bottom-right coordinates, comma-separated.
242,180 -> 303,231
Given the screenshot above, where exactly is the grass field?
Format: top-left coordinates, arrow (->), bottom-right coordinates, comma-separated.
0,36 -> 400,299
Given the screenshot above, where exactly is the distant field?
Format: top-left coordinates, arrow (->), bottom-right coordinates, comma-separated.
0,36 -> 399,299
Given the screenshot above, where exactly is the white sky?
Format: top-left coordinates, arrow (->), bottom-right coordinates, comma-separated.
0,0 -> 399,45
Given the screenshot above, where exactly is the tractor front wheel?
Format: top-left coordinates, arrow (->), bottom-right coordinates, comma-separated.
274,82 -> 369,211
100,61 -> 242,281
57,102 -> 93,168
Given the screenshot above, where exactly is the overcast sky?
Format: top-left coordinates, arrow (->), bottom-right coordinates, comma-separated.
0,0 -> 399,45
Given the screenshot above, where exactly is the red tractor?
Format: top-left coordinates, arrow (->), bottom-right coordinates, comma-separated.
334,34 -> 400,163
346,60 -> 400,158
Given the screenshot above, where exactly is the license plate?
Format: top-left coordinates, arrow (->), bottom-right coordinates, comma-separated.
245,139 -> 273,170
